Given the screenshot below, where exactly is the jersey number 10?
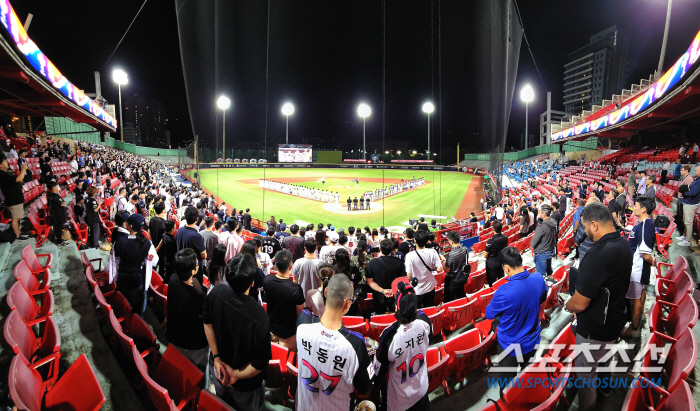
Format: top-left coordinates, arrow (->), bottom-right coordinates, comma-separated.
396,353 -> 425,384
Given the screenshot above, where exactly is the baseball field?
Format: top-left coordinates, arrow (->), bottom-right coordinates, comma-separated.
194,168 -> 482,230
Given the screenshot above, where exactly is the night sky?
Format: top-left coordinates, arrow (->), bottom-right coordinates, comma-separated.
8,0 -> 700,158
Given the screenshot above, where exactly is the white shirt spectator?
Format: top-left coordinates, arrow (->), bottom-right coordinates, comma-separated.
405,247 -> 443,296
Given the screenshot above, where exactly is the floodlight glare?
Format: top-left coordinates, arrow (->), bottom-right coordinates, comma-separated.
520,85 -> 534,103
217,96 -> 231,110
112,69 -> 128,85
357,103 -> 371,118
281,102 -> 295,116
422,102 -> 435,114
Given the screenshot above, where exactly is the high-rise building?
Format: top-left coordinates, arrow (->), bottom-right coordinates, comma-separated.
122,93 -> 168,147
563,26 -> 629,115
122,122 -> 141,145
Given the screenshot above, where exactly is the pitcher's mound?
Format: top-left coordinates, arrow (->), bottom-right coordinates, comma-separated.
322,202 -> 383,214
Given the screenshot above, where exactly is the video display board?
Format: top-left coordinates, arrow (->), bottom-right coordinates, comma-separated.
278,144 -> 312,163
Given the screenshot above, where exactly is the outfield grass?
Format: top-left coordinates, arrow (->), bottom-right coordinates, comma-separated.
196,168 -> 473,229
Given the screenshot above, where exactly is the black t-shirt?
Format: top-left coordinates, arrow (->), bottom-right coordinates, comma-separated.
149,217 -> 166,250
85,196 -> 100,224
263,275 -> 305,339
0,169 -> 22,206
162,233 -> 177,276
608,201 -> 621,225
485,234 -> 508,267
366,256 -> 405,289
417,223 -> 429,231
283,235 -> 305,261
48,192 -> 67,224
166,276 -> 208,350
262,236 -> 282,258
202,285 -> 271,392
576,232 -> 632,341
113,235 -> 152,288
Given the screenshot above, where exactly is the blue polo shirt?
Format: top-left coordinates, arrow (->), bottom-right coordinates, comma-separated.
485,270 -> 548,356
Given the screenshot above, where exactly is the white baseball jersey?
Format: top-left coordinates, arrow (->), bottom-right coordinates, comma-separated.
375,312 -> 432,411
296,311 -> 372,411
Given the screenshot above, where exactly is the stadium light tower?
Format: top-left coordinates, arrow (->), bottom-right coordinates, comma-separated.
217,96 -> 231,159
281,102 -> 294,144
112,69 -> 128,142
520,85 -> 534,149
422,102 -> 435,161
357,103 -> 371,161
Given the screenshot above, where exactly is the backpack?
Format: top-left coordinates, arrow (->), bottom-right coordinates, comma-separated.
654,215 -> 671,229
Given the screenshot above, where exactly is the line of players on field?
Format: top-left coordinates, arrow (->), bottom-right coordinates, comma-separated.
258,179 -> 340,203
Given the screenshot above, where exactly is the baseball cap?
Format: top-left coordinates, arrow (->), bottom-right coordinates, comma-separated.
127,213 -> 145,230
328,231 -> 339,243
420,217 -> 425,222
392,277 -> 419,318
280,223 -> 287,231
329,225 -> 335,231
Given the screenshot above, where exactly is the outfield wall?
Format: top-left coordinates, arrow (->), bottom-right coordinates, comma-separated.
199,163 -> 461,171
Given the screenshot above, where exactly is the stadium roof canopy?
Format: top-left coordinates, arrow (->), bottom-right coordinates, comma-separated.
552,28 -> 700,143
0,0 -> 116,132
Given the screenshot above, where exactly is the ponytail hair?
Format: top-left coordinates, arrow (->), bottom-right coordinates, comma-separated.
317,263 -> 336,301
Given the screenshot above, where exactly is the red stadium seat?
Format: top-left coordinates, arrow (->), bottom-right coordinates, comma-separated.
267,342 -> 290,389
472,289 -> 495,319
27,212 -> 50,247
434,272 -> 446,288
133,344 -> 204,411
649,296 -> 698,340
85,265 -> 116,297
551,266 -> 569,294
434,286 -> 444,305
21,245 -> 53,278
70,219 -> 89,247
501,359 -> 571,411
443,328 -> 495,382
368,313 -> 397,341
7,282 -> 53,326
9,353 -> 105,411
343,316 -> 369,337
81,251 -> 108,281
656,256 -> 689,295
14,260 -> 50,295
149,271 -> 168,318
107,309 -> 159,369
441,297 -> 477,338
197,389 -> 236,411
641,328 -> 697,398
622,380 -> 693,411
490,276 -> 508,291
655,271 -> 693,307
546,323 -> 576,363
464,270 -> 486,294
426,346 -> 450,394
472,240 -> 487,254
656,222 -> 677,259
473,319 -> 495,339
94,284 -> 132,322
421,306 -> 445,338
4,310 -> 61,387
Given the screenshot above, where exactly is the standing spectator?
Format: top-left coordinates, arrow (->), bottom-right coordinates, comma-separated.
443,231 -> 468,302
643,175 -> 656,199
282,224 -> 305,261
0,156 -> 28,240
416,217 -> 429,231
531,205 -> 557,279
203,254 -> 271,410
550,202 -> 562,226
261,226 -> 282,259
366,239 -> 405,313
207,244 -> 228,289
199,216 -> 219,266
244,208 -> 252,231
46,182 -> 69,246
677,165 -> 700,247
565,202 -> 632,410
73,196 -> 85,225
375,278 -> 432,411
113,214 -> 153,316
621,196 -> 656,338
557,189 -> 567,216
485,247 -> 547,379
636,170 -> 647,197
291,238 -> 322,297
675,165 -> 694,240
167,249 -> 208,379
484,221 -> 508,286
295,275 -> 372,409
252,236 -> 272,275
607,190 -> 622,230
405,230 -> 444,308
305,263 -> 336,316
263,250 -> 305,352
398,228 -> 416,255
84,186 -> 102,248
176,206 -> 207,283
673,157 -> 683,181
155,219 -> 178,282
219,218 -> 242,261
319,231 -> 343,265
518,206 -> 533,240
661,159 -> 671,184
150,202 -> 166,271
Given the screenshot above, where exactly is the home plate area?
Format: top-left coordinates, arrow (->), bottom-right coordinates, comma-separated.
322,201 -> 383,214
